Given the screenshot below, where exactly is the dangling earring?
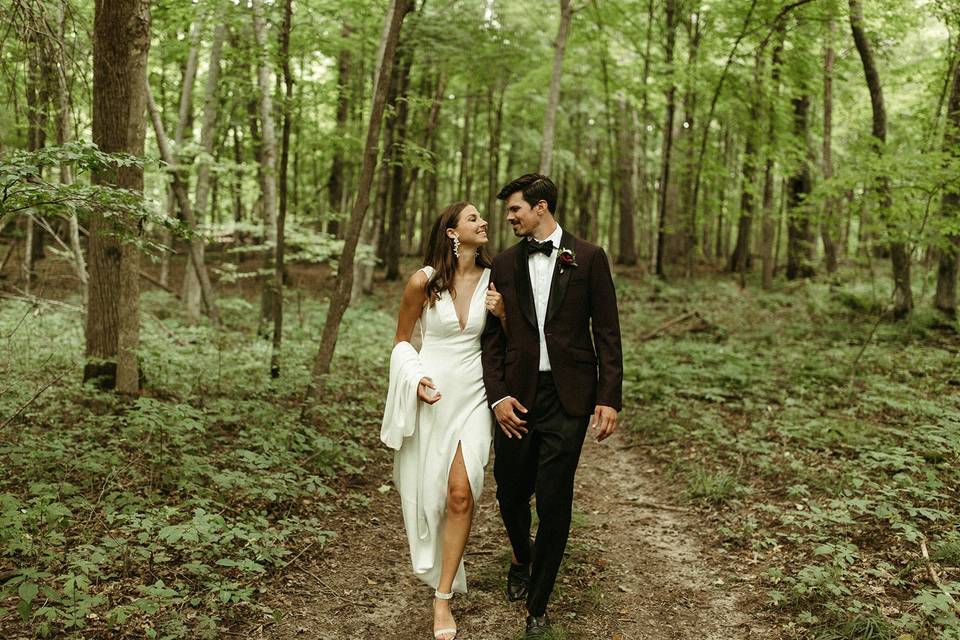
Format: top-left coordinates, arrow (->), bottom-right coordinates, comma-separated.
452,235 -> 461,259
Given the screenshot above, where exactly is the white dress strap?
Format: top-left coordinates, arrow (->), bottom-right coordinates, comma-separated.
420,265 -> 435,278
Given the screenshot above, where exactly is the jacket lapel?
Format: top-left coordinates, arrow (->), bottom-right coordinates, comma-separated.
545,230 -> 575,324
514,242 -> 538,328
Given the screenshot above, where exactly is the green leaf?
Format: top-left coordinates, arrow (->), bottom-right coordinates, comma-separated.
17,582 -> 38,605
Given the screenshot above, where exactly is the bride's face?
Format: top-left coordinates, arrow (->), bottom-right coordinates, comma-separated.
449,205 -> 489,246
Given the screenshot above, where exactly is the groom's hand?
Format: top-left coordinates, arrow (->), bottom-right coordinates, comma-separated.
494,397 -> 528,439
591,405 -> 618,442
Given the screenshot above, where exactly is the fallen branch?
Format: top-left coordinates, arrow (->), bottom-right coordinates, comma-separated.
139,269 -> 182,299
0,362 -> 76,430
146,312 -> 188,346
640,310 -> 713,341
919,538 -> 960,618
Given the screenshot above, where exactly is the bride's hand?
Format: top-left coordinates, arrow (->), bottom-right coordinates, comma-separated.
485,283 -> 505,320
417,377 -> 441,404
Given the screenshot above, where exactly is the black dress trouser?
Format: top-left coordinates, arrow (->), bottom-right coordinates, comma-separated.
493,372 -> 590,617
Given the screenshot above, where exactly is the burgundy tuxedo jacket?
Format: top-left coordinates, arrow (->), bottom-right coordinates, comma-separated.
480,230 -> 623,418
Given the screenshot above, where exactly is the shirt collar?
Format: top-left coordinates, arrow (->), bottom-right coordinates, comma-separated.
530,224 -> 563,247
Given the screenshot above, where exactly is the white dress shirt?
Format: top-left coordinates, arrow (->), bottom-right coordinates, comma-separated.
529,224 -> 563,372
491,224 -> 564,410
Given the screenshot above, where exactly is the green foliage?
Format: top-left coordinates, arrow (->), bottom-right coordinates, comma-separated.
621,271 -> 960,639
0,290 -> 392,638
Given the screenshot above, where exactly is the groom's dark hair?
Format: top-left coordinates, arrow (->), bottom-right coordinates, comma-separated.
497,173 -> 557,214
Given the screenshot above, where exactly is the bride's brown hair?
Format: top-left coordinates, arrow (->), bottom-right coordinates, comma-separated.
423,201 -> 493,307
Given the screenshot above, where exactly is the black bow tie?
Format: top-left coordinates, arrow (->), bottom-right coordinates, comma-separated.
527,239 -> 554,257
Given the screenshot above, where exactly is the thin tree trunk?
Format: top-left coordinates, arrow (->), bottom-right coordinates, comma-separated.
54,0 -> 87,307
183,23 -> 226,322
86,0 -> 150,393
327,23 -> 353,236
655,0 -> 678,278
821,20 -> 840,274
170,20 -> 200,299
539,0 -> 574,175
486,81 -> 504,253
270,0 -> 294,377
728,51 -> 764,280
252,0 -> 280,329
616,97 -> 637,265
385,48 -> 413,281
146,86 -> 220,323
786,95 -> 816,280
934,35 -> 960,316
849,0 -> 912,317
761,33 -> 784,289
309,0 -> 413,398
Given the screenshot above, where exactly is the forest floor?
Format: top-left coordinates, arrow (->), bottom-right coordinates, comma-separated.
243,406 -> 770,640
2,247 -> 959,640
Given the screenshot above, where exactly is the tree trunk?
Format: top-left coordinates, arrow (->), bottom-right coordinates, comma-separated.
270,0 -> 294,377
54,1 -> 87,307
761,33 -> 784,289
849,0 -> 912,317
934,35 -> 960,316
486,81 -> 504,253
183,24 -> 226,323
616,97 -> 637,265
786,95 -> 816,280
729,49 -> 767,281
252,0 -> 280,329
821,20 -> 840,274
85,0 -> 150,393
327,23 -> 353,237
146,87 -> 220,323
385,48 -> 413,281
309,0 -> 413,398
655,0 -> 678,278
539,0 -> 574,176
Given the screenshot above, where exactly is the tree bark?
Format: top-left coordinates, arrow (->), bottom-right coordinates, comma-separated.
252,0 -> 280,329
271,0 -> 294,377
821,20 -> 840,274
786,95 -> 816,280
327,23 -> 353,237
761,33 -> 784,289
616,97 -> 637,265
539,0 -> 574,176
385,48 -> 413,281
728,52 -> 764,280
655,0 -> 678,278
934,35 -> 960,316
86,0 -> 150,393
849,0 -> 912,317
146,86 -> 220,323
309,0 -> 413,398
183,23 -> 226,323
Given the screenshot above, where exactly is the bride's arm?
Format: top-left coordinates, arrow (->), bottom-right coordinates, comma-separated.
394,269 -> 429,345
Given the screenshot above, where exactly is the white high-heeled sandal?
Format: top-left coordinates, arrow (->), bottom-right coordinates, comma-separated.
433,590 -> 457,640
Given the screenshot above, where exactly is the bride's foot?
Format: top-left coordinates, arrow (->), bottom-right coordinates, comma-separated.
433,591 -> 457,640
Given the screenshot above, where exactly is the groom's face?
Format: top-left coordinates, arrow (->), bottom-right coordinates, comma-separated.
505,192 -> 545,238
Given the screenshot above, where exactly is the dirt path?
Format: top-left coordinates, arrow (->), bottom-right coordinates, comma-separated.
246,430 -> 773,640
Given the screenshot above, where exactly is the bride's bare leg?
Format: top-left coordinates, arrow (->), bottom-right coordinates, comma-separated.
434,443 -> 474,639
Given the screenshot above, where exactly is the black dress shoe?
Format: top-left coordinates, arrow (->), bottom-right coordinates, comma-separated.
525,614 -> 551,638
506,562 -> 530,601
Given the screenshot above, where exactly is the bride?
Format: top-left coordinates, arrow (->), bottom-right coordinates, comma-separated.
381,201 -> 502,640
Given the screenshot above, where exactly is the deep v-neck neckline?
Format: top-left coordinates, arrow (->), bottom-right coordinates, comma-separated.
450,269 -> 488,332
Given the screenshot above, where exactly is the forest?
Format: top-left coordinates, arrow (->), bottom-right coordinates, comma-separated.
1,0 -> 959,638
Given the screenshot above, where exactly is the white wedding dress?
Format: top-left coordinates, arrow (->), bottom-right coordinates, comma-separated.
392,265 -> 494,593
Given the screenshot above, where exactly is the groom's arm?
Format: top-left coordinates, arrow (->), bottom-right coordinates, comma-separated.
481,307 -> 510,408
589,247 -> 623,412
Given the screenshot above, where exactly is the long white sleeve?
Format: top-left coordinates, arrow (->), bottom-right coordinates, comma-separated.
380,341 -> 426,450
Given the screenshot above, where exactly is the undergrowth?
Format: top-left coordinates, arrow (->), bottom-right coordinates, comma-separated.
0,289 -> 392,638
621,271 -> 960,639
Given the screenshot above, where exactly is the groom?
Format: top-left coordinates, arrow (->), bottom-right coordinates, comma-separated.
481,173 -> 623,637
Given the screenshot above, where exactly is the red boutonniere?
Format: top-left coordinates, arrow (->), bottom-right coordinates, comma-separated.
558,247 -> 578,274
